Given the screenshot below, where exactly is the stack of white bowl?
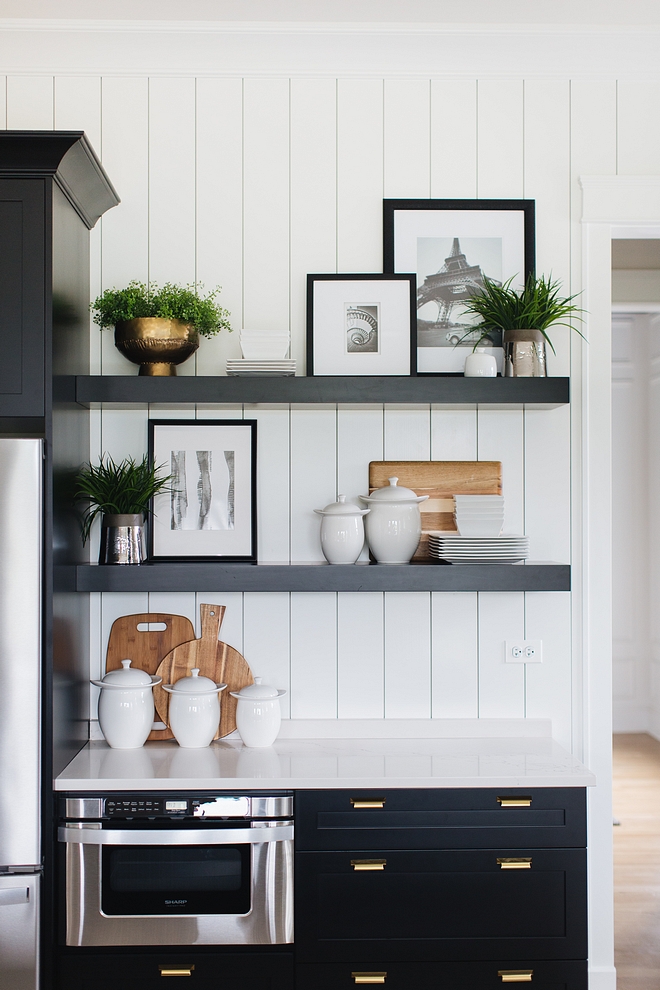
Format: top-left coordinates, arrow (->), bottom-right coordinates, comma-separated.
227,329 -> 295,376
453,495 -> 505,538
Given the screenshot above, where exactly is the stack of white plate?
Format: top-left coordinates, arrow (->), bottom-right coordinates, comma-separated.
428,532 -> 529,564
453,494 -> 505,538
226,359 -> 296,377
240,329 -> 290,360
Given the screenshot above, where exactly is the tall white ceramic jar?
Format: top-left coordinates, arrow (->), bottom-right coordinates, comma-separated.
163,669 -> 227,749
91,659 -> 161,750
314,495 -> 369,564
359,477 -> 428,564
230,678 -> 287,748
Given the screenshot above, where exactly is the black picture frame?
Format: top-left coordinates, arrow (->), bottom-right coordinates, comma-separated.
383,199 -> 536,376
306,273 -> 417,377
148,418 -> 257,563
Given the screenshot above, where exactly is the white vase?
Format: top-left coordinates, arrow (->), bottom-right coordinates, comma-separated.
163,668 -> 227,749
91,659 -> 161,750
464,350 -> 497,377
314,495 -> 369,564
359,477 -> 428,564
230,678 -> 287,748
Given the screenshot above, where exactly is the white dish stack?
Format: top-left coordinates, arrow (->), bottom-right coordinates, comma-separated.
426,494 -> 529,563
227,329 -> 296,376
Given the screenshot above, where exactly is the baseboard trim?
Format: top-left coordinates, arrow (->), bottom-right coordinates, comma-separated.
588,966 -> 617,990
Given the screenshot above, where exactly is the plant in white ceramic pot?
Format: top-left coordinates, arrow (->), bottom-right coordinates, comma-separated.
460,274 -> 584,377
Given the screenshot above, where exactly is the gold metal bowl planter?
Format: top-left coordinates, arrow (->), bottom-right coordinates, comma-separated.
114,317 -> 199,376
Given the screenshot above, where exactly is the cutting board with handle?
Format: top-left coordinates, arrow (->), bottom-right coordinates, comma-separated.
369,460 -> 502,560
154,603 -> 254,739
105,612 -> 196,742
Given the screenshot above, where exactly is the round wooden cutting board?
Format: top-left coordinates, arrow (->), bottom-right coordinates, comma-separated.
154,603 -> 253,739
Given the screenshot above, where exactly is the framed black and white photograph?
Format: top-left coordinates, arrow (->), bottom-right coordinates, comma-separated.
383,199 -> 535,375
306,273 -> 417,376
148,419 -> 257,562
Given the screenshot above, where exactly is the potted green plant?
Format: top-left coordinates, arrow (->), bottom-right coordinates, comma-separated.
91,281 -> 232,376
460,274 -> 584,377
74,454 -> 171,564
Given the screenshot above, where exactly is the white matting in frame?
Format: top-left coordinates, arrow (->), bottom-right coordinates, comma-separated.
308,275 -> 415,376
149,420 -> 256,561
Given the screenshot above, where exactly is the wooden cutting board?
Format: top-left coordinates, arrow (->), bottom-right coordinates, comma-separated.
368,461 -> 502,560
154,603 -> 254,740
105,612 -> 196,742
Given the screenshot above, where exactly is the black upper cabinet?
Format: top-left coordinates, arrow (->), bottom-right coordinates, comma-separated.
0,132 -> 119,420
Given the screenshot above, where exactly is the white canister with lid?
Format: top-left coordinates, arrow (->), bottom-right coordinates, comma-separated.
230,678 -> 287,748
314,495 -> 369,564
162,669 -> 227,749
91,659 -> 162,750
359,477 -> 428,564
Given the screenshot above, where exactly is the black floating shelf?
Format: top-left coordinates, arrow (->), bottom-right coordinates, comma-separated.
57,375 -> 570,407
59,562 -> 570,594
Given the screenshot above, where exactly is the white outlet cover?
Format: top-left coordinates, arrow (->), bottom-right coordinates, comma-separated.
505,639 -> 543,663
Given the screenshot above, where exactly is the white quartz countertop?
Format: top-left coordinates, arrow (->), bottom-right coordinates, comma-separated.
55,720 -> 595,791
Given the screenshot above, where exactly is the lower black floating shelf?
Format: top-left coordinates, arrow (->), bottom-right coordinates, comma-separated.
59,562 -> 570,594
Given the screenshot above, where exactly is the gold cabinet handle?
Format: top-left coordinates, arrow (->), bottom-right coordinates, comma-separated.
352,973 -> 387,984
497,857 -> 532,869
350,798 -> 385,809
351,859 -> 386,871
159,966 -> 194,977
497,796 -> 532,807
499,970 -> 533,982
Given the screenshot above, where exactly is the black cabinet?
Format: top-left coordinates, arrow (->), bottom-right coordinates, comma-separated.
294,787 -> 588,981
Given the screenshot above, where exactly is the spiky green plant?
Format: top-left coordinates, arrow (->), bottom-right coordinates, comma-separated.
74,455 -> 172,545
91,281 -> 232,337
460,274 -> 585,354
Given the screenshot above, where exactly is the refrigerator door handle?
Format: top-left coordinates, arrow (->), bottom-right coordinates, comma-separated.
0,886 -> 30,906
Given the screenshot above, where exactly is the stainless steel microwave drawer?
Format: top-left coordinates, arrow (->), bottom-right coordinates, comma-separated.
295,788 -> 586,850
296,960 -> 588,990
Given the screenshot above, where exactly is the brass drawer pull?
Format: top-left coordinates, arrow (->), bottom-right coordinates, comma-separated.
350,798 -> 386,809
351,859 -> 386,871
352,973 -> 387,984
159,966 -> 194,977
497,796 -> 532,807
499,970 -> 533,982
497,857 -> 532,869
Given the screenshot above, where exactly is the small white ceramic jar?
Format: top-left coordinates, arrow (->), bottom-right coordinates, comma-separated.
314,495 -> 369,564
359,477 -> 428,564
230,678 -> 287,748
163,669 -> 227,749
91,659 -> 161,750
464,347 -> 497,378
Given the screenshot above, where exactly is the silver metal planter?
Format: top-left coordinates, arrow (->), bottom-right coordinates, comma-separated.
99,514 -> 146,564
503,329 -> 547,377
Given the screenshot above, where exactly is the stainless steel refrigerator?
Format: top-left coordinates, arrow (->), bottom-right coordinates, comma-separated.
0,439 -> 43,990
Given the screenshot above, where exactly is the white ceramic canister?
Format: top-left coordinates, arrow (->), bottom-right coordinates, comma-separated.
464,347 -> 497,378
230,678 -> 287,748
91,659 -> 162,750
163,669 -> 227,749
359,477 -> 428,564
314,495 -> 369,564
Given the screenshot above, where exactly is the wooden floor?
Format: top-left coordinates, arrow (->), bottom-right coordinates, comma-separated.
613,733 -> 660,989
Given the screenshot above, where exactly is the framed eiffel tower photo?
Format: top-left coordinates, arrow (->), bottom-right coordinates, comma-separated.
383,199 -> 535,375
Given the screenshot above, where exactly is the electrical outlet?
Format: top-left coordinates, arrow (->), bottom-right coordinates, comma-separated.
505,639 -> 543,663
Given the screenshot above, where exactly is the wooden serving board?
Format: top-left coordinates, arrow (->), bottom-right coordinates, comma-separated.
105,612 -> 196,742
154,603 -> 253,740
368,460 -> 502,560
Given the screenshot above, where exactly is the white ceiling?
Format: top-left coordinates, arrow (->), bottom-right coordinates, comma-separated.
2,0 -> 660,23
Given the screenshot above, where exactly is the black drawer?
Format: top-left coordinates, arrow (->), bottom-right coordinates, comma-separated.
295,789 -> 586,850
294,848 -> 587,962
56,951 -> 294,990
296,960 -> 588,990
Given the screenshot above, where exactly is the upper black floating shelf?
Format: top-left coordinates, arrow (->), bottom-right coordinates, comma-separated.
59,562 -> 570,594
60,376 -> 570,407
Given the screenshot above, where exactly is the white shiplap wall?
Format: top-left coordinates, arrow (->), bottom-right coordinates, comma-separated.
7,70 -> 657,751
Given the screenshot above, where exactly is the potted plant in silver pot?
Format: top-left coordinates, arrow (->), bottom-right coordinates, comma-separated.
74,455 -> 171,564
91,281 -> 232,376
461,274 -> 584,377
